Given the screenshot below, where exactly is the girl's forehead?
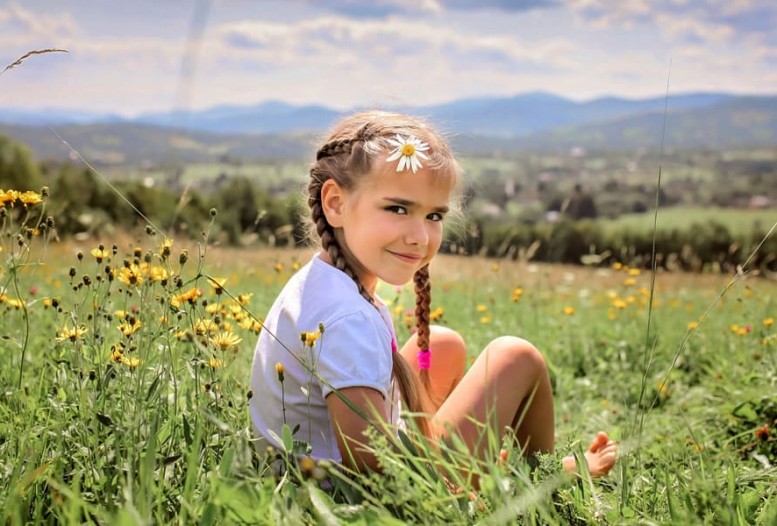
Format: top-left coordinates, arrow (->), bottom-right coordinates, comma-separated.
358,162 -> 454,201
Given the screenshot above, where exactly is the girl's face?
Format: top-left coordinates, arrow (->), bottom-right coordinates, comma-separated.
331,162 -> 453,294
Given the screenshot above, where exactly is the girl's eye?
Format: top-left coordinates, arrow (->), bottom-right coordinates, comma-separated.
427,213 -> 444,222
386,205 -> 407,215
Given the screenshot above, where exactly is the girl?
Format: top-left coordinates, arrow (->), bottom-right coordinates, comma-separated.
249,110 -> 617,478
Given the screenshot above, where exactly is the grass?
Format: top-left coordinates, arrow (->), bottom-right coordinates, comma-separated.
1,193 -> 776,524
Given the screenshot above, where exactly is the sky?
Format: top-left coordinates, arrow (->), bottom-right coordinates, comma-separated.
1,0 -> 775,117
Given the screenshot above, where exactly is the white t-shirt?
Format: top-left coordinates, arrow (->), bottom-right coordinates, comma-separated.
249,255 -> 402,461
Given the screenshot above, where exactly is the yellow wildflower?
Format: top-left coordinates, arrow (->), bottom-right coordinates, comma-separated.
208,277 -> 227,295
628,268 -> 641,276
237,293 -> 253,305
301,330 -> 321,346
274,262 -> 284,273
18,191 -> 42,206
56,325 -> 88,342
118,264 -> 144,286
114,310 -> 127,319
90,246 -> 110,262
430,306 -> 444,322
612,298 -> 628,310
622,278 -> 636,287
0,189 -> 19,206
476,304 -> 488,313
563,306 -> 575,316
160,237 -> 173,259
612,262 -> 623,271
687,321 -> 699,330
512,287 -> 524,302
194,318 -> 218,335
764,317 -> 774,328
120,355 -> 142,368
480,315 -> 492,324
148,266 -> 168,282
4,297 -> 24,309
211,331 -> 242,351
119,318 -> 142,337
43,298 -> 53,308
208,357 -> 224,369
171,287 -> 202,308
292,261 -> 301,271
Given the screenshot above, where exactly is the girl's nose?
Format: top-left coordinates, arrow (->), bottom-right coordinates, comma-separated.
405,218 -> 429,246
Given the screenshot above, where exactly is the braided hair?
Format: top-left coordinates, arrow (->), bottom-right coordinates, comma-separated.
306,111 -> 460,435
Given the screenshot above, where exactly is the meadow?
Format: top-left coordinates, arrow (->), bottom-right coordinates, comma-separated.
1,191 -> 776,525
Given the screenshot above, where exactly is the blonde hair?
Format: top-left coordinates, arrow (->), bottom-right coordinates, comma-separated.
307,110 -> 461,436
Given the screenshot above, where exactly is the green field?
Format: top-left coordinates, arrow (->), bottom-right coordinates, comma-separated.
1,202 -> 776,524
598,206 -> 777,236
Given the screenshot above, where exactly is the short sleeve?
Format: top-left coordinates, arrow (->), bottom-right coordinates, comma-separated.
314,310 -> 393,399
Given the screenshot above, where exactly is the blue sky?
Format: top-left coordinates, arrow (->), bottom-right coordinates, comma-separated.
2,0 -> 775,116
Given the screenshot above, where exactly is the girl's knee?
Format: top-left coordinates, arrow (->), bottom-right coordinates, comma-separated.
486,336 -> 546,373
430,325 -> 467,368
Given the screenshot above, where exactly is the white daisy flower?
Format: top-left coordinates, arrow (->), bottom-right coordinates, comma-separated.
385,134 -> 430,173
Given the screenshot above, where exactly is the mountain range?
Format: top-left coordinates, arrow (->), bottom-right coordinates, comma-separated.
0,92 -> 774,162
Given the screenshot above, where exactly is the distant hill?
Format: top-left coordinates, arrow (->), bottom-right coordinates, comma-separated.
1,91 -> 738,136
1,92 -> 775,162
517,96 -> 777,152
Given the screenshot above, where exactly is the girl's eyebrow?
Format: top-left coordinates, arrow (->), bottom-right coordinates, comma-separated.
383,197 -> 449,214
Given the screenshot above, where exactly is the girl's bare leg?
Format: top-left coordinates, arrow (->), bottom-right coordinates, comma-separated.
431,336 -> 555,459
399,325 -> 467,412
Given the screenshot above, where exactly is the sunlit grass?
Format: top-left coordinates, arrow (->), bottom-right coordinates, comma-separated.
1,189 -> 776,524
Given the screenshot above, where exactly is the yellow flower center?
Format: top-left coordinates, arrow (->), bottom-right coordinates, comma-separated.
401,144 -> 415,156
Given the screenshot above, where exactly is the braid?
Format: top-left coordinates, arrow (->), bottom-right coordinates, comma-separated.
414,265 -> 432,390
414,265 -> 431,350
316,138 -> 354,161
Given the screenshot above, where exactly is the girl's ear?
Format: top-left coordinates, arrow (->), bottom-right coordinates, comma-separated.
321,179 -> 346,228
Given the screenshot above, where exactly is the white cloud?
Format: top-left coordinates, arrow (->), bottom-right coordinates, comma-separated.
0,3 -> 78,39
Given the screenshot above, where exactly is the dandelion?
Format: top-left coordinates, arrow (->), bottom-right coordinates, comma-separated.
687,321 -> 699,330
430,306 -> 444,322
480,315 -> 492,325
4,297 -> 24,309
292,261 -> 301,271
56,325 -> 88,342
211,331 -> 242,351
275,362 -> 285,382
764,317 -> 774,328
273,262 -> 284,273
627,268 -> 641,276
563,306 -> 575,316
476,304 -> 488,313
42,298 -> 53,308
612,262 -> 623,271
622,278 -> 636,287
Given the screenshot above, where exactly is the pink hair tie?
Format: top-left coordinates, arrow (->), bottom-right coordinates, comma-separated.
390,337 -> 398,353
417,349 -> 431,370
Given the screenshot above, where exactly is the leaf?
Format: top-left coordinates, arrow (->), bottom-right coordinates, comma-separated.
281,424 -> 293,452
732,401 -> 758,422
